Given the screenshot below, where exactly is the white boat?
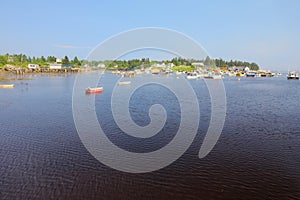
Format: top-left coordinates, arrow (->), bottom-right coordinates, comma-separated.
0,84 -> 14,88
287,71 -> 299,80
204,72 -> 222,79
187,72 -> 198,80
118,81 -> 131,86
211,74 -> 222,79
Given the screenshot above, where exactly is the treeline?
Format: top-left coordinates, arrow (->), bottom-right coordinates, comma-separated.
106,58 -> 151,69
0,54 -> 82,68
0,53 -> 260,70
214,58 -> 259,70
172,57 -> 260,70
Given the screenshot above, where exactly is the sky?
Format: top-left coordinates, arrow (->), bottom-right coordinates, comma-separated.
1,0 -> 300,70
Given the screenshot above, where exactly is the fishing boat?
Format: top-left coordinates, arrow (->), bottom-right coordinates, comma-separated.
287,71 -> 299,80
0,84 -> 14,88
85,87 -> 103,94
118,81 -> 131,86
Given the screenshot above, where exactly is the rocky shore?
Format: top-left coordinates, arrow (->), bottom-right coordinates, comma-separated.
0,65 -> 80,75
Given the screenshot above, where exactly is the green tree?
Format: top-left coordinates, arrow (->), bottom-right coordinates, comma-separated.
0,55 -> 7,67
47,56 -> 56,63
62,56 -> 69,64
204,56 -> 211,66
72,56 -> 81,66
41,56 -> 46,63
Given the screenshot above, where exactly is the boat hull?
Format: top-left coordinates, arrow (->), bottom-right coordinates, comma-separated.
0,84 -> 14,88
118,81 -> 131,86
85,87 -> 103,94
287,77 -> 299,80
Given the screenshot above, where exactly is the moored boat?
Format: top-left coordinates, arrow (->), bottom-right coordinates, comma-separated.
85,87 -> 103,94
204,72 -> 222,79
236,72 -> 245,77
246,71 -> 258,77
118,81 -> 131,86
187,72 -> 198,80
0,84 -> 14,88
287,71 -> 299,80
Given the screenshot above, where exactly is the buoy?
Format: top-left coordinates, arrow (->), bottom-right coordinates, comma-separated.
238,78 -> 241,81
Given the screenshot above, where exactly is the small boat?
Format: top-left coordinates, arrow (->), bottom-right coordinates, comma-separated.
204,72 -> 222,79
85,87 -> 103,94
0,84 -> 14,88
236,72 -> 245,77
187,72 -> 198,80
211,73 -> 222,79
118,81 -> 131,86
287,71 -> 299,80
246,71 -> 257,77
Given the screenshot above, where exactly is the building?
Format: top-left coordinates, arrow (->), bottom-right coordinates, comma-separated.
49,63 -> 62,70
192,62 -> 204,67
97,63 -> 105,68
27,64 -> 39,69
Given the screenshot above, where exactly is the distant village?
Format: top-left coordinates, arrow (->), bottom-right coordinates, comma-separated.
0,54 -> 281,78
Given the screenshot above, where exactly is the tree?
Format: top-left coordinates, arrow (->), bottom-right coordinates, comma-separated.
47,56 -> 56,63
72,56 -> 81,66
0,55 -> 7,66
41,56 -> 46,63
62,56 -> 69,64
204,56 -> 211,66
250,62 -> 259,70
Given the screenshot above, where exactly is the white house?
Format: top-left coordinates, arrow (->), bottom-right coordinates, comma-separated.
166,63 -> 175,68
28,64 -> 39,69
50,63 -> 62,69
97,63 -> 105,68
56,58 -> 62,63
192,62 -> 204,67
152,62 -> 166,68
244,66 -> 250,72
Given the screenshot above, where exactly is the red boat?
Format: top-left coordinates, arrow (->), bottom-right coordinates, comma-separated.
85,87 -> 103,94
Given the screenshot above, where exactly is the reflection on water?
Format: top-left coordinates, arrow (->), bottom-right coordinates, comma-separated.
0,74 -> 299,199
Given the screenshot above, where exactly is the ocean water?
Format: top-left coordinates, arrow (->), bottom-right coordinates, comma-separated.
0,73 -> 299,199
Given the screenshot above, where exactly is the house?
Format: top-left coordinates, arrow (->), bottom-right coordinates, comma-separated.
50,63 -> 62,70
192,62 -> 204,67
244,66 -> 250,72
166,63 -> 175,68
56,58 -> 62,63
152,62 -> 165,68
97,63 -> 105,68
28,64 -> 39,69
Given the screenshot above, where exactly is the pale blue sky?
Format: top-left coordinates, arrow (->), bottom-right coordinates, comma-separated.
1,0 -> 299,70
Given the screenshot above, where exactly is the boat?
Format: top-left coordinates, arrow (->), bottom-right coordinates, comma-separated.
246,71 -> 258,77
203,72 -> 222,79
236,72 -> 245,77
118,81 -> 131,86
85,87 -> 103,94
0,84 -> 14,88
187,72 -> 198,80
287,71 -> 299,80
211,73 -> 222,79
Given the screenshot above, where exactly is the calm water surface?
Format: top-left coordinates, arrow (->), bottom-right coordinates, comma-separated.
0,74 -> 299,199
